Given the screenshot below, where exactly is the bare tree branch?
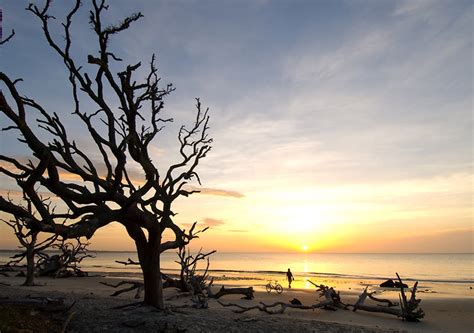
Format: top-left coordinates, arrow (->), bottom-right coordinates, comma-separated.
0,29 -> 15,45
1,0 -> 213,308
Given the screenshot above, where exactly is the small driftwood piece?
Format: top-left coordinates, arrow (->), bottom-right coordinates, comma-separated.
100,281 -> 144,299
207,280 -> 254,300
115,258 -> 139,266
352,273 -> 424,322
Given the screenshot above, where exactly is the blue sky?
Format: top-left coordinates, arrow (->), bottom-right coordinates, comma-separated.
0,0 -> 472,252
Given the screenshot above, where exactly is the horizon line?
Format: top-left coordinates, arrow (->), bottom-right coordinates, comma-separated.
0,248 -> 472,255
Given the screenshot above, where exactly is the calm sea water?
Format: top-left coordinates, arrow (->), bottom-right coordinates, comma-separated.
1,250 -> 472,284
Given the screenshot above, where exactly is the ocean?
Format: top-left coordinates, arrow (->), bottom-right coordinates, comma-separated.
1,251 -> 472,288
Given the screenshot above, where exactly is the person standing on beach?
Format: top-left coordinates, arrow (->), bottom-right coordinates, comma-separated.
286,268 -> 294,288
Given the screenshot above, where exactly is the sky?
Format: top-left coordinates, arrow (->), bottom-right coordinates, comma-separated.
0,0 -> 472,253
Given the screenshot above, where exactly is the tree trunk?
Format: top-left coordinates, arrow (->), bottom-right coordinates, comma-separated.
137,227 -> 164,309
23,247 -> 35,286
126,221 -> 164,309
142,250 -> 164,309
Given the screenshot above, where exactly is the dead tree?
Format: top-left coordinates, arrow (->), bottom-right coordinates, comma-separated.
0,0 -> 212,309
169,246 -> 255,303
307,280 -> 347,310
37,237 -> 94,277
173,246 -> 215,292
352,273 -> 424,322
1,195 -> 57,286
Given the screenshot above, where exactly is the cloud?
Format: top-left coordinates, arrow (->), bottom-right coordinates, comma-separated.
227,229 -> 248,233
202,218 -> 225,227
392,0 -> 435,17
197,187 -> 245,198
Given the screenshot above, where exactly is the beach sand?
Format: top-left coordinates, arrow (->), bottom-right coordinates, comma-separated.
0,275 -> 473,332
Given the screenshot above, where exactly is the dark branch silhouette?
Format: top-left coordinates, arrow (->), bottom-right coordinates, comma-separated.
36,237 -> 94,277
2,194 -> 58,286
0,0 -> 212,308
0,29 -> 15,45
172,246 -> 216,292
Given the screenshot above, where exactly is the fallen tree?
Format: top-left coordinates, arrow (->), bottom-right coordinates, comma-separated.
352,273 -> 424,322
37,237 -> 94,278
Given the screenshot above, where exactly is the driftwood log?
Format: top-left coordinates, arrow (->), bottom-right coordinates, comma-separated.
352,287 -> 401,316
207,280 -> 254,300
209,286 -> 254,299
218,300 -> 317,314
115,258 -> 139,266
352,273 -> 424,322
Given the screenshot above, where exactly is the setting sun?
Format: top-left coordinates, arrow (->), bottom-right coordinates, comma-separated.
301,244 -> 309,252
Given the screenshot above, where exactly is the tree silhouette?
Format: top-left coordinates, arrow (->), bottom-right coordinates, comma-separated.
0,0 -> 211,308
2,194 -> 58,286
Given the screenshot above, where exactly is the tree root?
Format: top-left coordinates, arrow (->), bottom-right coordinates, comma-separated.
100,281 -> 143,299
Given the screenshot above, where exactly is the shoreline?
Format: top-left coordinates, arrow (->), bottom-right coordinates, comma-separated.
69,268 -> 474,298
